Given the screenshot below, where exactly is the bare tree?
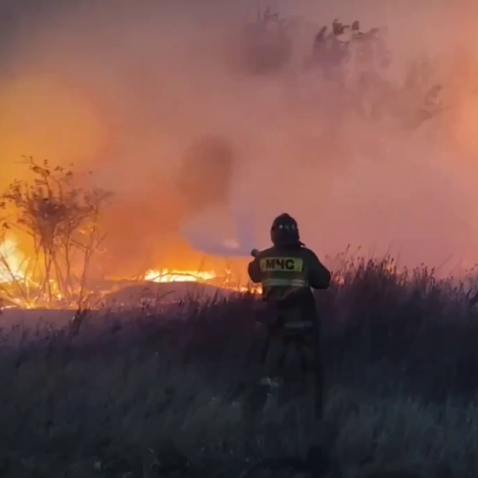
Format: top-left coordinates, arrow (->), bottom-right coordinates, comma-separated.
1,157 -> 112,308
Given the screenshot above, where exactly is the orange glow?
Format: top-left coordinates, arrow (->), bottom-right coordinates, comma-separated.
0,74 -> 108,189
0,237 -> 26,284
448,97 -> 478,157
1,1 -> 478,311
0,231 -> 259,308
145,267 -> 261,294
145,268 -> 217,283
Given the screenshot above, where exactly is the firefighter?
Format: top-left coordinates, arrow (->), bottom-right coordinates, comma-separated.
244,213 -> 332,478
248,213 -> 331,389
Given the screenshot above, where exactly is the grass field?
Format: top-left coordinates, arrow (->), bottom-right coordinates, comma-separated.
0,257 -> 477,477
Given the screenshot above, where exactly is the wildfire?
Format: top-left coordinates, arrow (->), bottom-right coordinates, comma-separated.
145,268 -> 217,283
144,267 -> 261,295
0,235 -> 259,310
0,238 -> 26,283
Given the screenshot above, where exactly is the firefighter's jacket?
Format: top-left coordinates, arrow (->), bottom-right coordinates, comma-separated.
248,245 -> 331,324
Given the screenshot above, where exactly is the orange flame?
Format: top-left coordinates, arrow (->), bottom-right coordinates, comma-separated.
0,237 -> 26,284
0,232 -> 260,309
145,269 -> 217,283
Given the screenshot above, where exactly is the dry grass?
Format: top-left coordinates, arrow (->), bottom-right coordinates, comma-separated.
0,257 -> 477,477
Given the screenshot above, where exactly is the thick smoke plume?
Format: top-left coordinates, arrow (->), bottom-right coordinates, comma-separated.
1,0 -> 478,277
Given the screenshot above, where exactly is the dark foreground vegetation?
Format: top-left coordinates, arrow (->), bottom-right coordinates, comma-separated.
1,258 -> 478,478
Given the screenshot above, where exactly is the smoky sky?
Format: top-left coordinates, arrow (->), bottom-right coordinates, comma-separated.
1,0 -> 478,276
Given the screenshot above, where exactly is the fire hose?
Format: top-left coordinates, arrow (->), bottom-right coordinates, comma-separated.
237,250 -> 332,478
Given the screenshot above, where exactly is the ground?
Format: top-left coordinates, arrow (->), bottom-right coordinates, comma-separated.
0,258 -> 477,477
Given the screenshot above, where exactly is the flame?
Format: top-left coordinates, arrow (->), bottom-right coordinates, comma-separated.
145,268 -> 217,283
0,235 -> 69,308
0,238 -> 26,283
0,231 -> 365,309
0,232 -> 260,309
144,267 -> 261,295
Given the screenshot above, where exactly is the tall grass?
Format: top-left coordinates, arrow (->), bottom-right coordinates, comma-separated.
0,257 -> 477,477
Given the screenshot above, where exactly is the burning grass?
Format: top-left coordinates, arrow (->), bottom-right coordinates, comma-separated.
0,258 -> 477,477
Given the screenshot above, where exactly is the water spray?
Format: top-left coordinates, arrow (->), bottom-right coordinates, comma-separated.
181,205 -> 260,258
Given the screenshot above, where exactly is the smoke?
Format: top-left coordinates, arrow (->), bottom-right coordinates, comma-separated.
1,0 -> 478,275
177,135 -> 257,257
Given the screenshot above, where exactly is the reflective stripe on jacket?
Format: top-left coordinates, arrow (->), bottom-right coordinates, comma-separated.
262,278 -> 309,288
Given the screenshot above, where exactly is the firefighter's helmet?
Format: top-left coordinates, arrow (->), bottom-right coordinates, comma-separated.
270,213 -> 302,246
